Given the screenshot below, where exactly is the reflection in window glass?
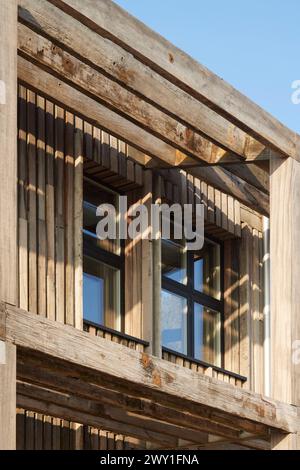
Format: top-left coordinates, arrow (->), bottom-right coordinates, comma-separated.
194,303 -> 221,367
83,178 -> 120,255
83,256 -> 121,331
194,239 -> 221,300
161,290 -> 187,354
162,240 -> 187,285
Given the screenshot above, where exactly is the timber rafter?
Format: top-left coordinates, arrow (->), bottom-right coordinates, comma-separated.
14,0 -> 288,216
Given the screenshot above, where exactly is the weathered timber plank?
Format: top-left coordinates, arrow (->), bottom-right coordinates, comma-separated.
0,0 -> 17,305
19,0 -> 271,165
17,382 -> 209,446
17,56 -> 269,215
18,23 -> 242,167
17,393 -> 178,448
0,342 -> 16,449
48,0 -> 300,159
17,353 -> 262,439
2,303 -> 300,433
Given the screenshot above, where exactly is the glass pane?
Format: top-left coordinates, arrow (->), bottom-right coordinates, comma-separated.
194,239 -> 221,300
194,303 -> 221,367
162,240 -> 187,284
161,290 -> 187,354
83,178 -> 120,255
83,256 -> 121,331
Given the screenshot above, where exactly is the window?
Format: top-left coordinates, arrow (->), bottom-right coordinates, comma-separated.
83,178 -> 124,332
161,237 -> 223,367
161,289 -> 188,354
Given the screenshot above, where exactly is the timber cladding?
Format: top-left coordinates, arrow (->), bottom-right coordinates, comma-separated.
17,83 -> 244,328
159,169 -> 242,239
17,84 -> 143,325
16,409 -> 142,450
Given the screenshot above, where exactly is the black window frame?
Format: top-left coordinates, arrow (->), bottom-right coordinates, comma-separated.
161,235 -> 224,367
82,177 -> 125,333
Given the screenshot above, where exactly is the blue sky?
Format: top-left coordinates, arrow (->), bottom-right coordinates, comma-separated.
114,0 -> 300,133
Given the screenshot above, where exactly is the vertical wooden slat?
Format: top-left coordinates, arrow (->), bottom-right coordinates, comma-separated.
221,193 -> 228,231
55,105 -> 65,323
141,170 -> 153,351
65,111 -> 75,326
201,181 -> 208,220
214,189 -> 222,228
194,177 -> 201,209
84,122 -> 93,161
118,140 -> 127,182
35,413 -> 43,450
92,126 -> 101,165
16,408 -> 25,450
101,130 -> 110,170
70,423 -> 84,450
107,432 -> 115,450
239,223 -> 252,386
234,200 -> 241,237
52,418 -> 61,450
227,196 -> 235,234
100,430 -> 108,450
45,99 -> 56,321
37,95 -> 46,317
74,117 -> 83,330
207,185 -> 215,224
110,135 -> 118,174
0,0 -> 17,305
18,85 -> 28,311
252,228 -> 263,394
0,343 -> 16,450
25,411 -> 35,450
90,427 -> 99,450
115,435 -> 124,450
27,89 -> 37,314
61,420 -> 70,450
223,240 -> 232,372
187,173 -> 194,208
43,415 -> 52,450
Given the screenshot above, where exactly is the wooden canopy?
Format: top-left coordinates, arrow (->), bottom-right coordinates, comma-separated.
16,0 -> 299,216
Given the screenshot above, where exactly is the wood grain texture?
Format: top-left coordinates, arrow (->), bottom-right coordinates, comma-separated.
48,0 -> 300,160
3,303 -> 300,434
0,342 -> 16,449
0,0 -> 17,305
19,0 -> 271,166
17,56 -> 269,215
270,155 -> 300,415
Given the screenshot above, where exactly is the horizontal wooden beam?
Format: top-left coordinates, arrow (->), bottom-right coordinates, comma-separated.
17,391 -> 176,447
2,303 -> 299,433
47,0 -> 300,160
18,24 -> 245,168
221,164 -> 269,194
18,349 -> 255,439
17,381 -> 210,446
19,0 -> 271,163
17,55 -> 269,214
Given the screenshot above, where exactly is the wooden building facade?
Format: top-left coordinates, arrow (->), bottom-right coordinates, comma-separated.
1,0 -> 300,451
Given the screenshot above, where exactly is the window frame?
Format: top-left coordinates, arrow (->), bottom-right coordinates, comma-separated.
161,235 -> 225,367
83,177 -> 125,332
